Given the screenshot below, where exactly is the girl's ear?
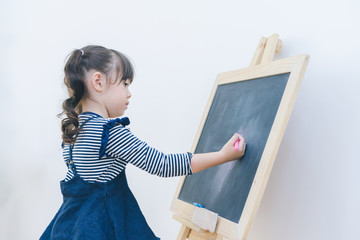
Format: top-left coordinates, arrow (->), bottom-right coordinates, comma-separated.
91,72 -> 106,92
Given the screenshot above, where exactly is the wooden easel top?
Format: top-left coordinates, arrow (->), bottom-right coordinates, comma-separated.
250,33 -> 282,66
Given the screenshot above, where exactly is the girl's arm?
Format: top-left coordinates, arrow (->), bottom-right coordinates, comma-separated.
190,134 -> 246,173
106,126 -> 193,177
106,125 -> 245,177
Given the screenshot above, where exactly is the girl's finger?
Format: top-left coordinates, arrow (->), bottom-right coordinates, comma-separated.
233,133 -> 240,140
238,138 -> 245,151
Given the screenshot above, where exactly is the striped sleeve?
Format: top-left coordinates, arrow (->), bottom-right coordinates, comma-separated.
106,126 -> 193,177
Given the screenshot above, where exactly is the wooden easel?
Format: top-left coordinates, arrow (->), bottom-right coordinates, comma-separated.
173,33 -> 283,240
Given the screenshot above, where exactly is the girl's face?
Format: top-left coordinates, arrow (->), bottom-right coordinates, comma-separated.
104,79 -> 132,118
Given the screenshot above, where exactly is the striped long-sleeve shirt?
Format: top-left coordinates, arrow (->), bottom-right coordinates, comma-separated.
63,112 -> 193,183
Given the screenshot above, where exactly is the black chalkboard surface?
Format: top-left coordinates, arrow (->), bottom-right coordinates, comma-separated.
178,73 -> 290,223
171,54 -> 309,239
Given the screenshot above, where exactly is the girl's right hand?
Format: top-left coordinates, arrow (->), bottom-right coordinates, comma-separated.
220,133 -> 246,162
190,133 -> 246,173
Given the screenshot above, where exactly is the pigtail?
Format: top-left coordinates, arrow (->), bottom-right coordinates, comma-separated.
58,49 -> 86,144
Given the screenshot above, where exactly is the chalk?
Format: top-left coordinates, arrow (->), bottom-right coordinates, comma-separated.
193,202 -> 204,208
234,138 -> 241,151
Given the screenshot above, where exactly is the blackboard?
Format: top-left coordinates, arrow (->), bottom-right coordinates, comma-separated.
170,54 -> 309,239
178,73 -> 290,223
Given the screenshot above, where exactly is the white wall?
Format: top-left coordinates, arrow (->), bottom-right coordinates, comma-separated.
1,0 -> 359,239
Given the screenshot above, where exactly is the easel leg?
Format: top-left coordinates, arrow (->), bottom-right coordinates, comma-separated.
177,225 -> 224,240
250,37 -> 267,66
177,224 -> 191,240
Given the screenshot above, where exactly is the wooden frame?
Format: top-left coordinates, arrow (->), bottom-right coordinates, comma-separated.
170,52 -> 310,240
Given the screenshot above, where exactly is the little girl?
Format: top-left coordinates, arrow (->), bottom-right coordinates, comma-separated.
40,45 -> 246,240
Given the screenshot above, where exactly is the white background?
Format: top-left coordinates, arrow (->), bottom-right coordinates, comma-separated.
1,0 -> 359,239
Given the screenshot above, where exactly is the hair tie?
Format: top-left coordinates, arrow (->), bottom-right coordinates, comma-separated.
80,49 -> 84,56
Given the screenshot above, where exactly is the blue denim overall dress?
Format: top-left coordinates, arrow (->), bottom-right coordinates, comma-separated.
40,116 -> 160,240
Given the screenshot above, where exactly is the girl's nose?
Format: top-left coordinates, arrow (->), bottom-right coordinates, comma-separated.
127,90 -> 132,98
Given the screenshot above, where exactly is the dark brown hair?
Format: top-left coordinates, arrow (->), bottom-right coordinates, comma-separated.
58,45 -> 134,144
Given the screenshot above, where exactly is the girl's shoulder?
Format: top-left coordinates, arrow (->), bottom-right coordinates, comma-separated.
79,112 -> 129,128
79,112 -> 131,139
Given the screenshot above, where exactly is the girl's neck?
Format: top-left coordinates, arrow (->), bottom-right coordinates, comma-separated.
80,98 -> 109,119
